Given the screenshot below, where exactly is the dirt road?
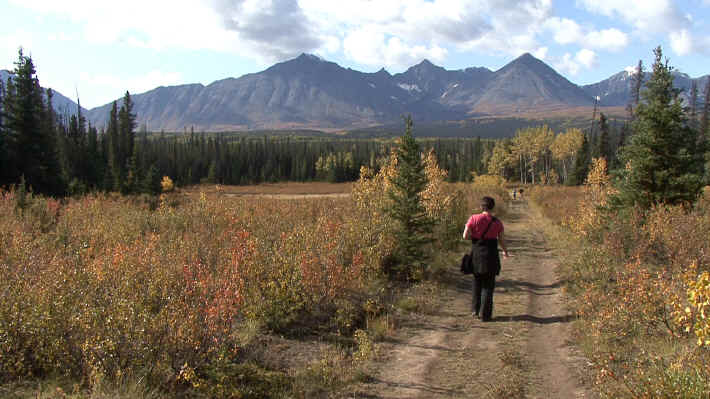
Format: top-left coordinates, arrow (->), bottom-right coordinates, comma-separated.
346,200 -> 595,399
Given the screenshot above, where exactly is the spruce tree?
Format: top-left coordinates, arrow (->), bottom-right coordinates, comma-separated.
701,79 -> 710,139
386,116 -> 433,280
4,49 -> 63,195
689,81 -> 698,130
613,122 -> 628,170
570,133 -> 590,185
107,101 -> 121,191
597,112 -> 611,161
630,60 -> 644,116
613,46 -> 705,208
0,79 -> 6,186
118,91 -> 136,167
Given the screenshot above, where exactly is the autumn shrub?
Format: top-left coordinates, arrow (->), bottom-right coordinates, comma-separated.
0,191 -> 375,392
531,164 -> 710,398
527,185 -> 583,225
0,149 -> 472,396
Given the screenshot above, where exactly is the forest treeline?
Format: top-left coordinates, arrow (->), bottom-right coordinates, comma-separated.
1,47 -> 709,197
0,50 -> 498,196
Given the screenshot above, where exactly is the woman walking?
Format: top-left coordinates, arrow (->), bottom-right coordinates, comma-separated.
462,196 -> 510,321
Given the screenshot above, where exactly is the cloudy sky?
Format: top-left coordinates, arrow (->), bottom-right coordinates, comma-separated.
1,0 -> 709,108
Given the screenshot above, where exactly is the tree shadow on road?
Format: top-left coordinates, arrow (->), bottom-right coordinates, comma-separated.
496,278 -> 565,293
360,378 -> 466,398
491,314 -> 576,324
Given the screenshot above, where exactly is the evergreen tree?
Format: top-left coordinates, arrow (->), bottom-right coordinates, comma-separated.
631,60 -> 644,113
206,160 -> 218,184
118,91 -> 136,168
4,49 -> 63,195
107,101 -> 121,190
701,79 -> 710,139
570,133 -> 590,185
86,123 -> 100,189
689,81 -> 698,130
0,79 -> 6,186
141,164 -> 161,195
612,122 -> 629,170
597,112 -> 611,161
613,46 -> 705,209
122,155 -> 139,194
386,116 -> 433,280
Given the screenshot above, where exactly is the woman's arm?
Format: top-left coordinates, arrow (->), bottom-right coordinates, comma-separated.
462,225 -> 471,240
499,231 -> 510,258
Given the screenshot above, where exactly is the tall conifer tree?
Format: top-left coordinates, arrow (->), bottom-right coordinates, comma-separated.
107,101 -> 120,190
571,133 -> 590,185
689,81 -> 698,130
4,49 -> 63,195
597,112 -> 611,161
0,79 -> 6,186
386,116 -> 433,280
701,79 -> 710,139
613,46 -> 705,208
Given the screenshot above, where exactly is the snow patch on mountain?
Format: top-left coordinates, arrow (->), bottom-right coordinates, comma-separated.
397,83 -> 421,92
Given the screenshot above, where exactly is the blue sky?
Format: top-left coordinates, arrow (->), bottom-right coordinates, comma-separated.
1,0 -> 709,109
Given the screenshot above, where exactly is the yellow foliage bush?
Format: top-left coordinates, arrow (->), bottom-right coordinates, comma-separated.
564,157 -> 615,239
471,173 -> 506,188
161,175 -> 174,192
679,270 -> 710,347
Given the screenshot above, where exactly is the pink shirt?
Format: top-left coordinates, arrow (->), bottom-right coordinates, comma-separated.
466,213 -> 504,239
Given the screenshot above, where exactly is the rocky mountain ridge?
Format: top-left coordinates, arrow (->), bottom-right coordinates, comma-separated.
7,51 -> 709,132
85,53 -> 606,131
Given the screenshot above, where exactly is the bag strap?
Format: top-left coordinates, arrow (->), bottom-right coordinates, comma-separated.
473,216 -> 496,241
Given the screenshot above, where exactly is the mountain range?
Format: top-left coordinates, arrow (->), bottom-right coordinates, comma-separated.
3,53 -> 709,132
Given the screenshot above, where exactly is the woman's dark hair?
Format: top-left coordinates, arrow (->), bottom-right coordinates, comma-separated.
480,196 -> 495,211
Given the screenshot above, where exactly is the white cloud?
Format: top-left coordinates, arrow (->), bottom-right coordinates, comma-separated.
343,26 -> 447,69
5,0 -> 558,69
304,0 -> 553,64
575,49 -> 597,68
670,29 -> 693,55
544,17 -> 584,44
576,0 -> 689,33
543,18 -> 628,52
584,28 -> 628,52
670,29 -> 710,56
532,46 -> 549,60
554,49 -> 597,76
556,53 -> 580,75
8,0 -> 242,53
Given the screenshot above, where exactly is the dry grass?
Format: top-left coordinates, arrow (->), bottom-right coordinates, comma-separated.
183,182 -> 353,196
527,185 -> 584,225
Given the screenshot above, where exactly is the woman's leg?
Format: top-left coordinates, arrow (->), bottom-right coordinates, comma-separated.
480,274 -> 496,321
472,274 -> 483,316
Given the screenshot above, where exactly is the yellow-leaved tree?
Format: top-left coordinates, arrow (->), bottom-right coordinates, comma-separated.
550,128 -> 584,185
565,157 -> 615,239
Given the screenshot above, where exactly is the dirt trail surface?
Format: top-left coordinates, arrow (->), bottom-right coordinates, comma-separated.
345,200 -> 596,399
